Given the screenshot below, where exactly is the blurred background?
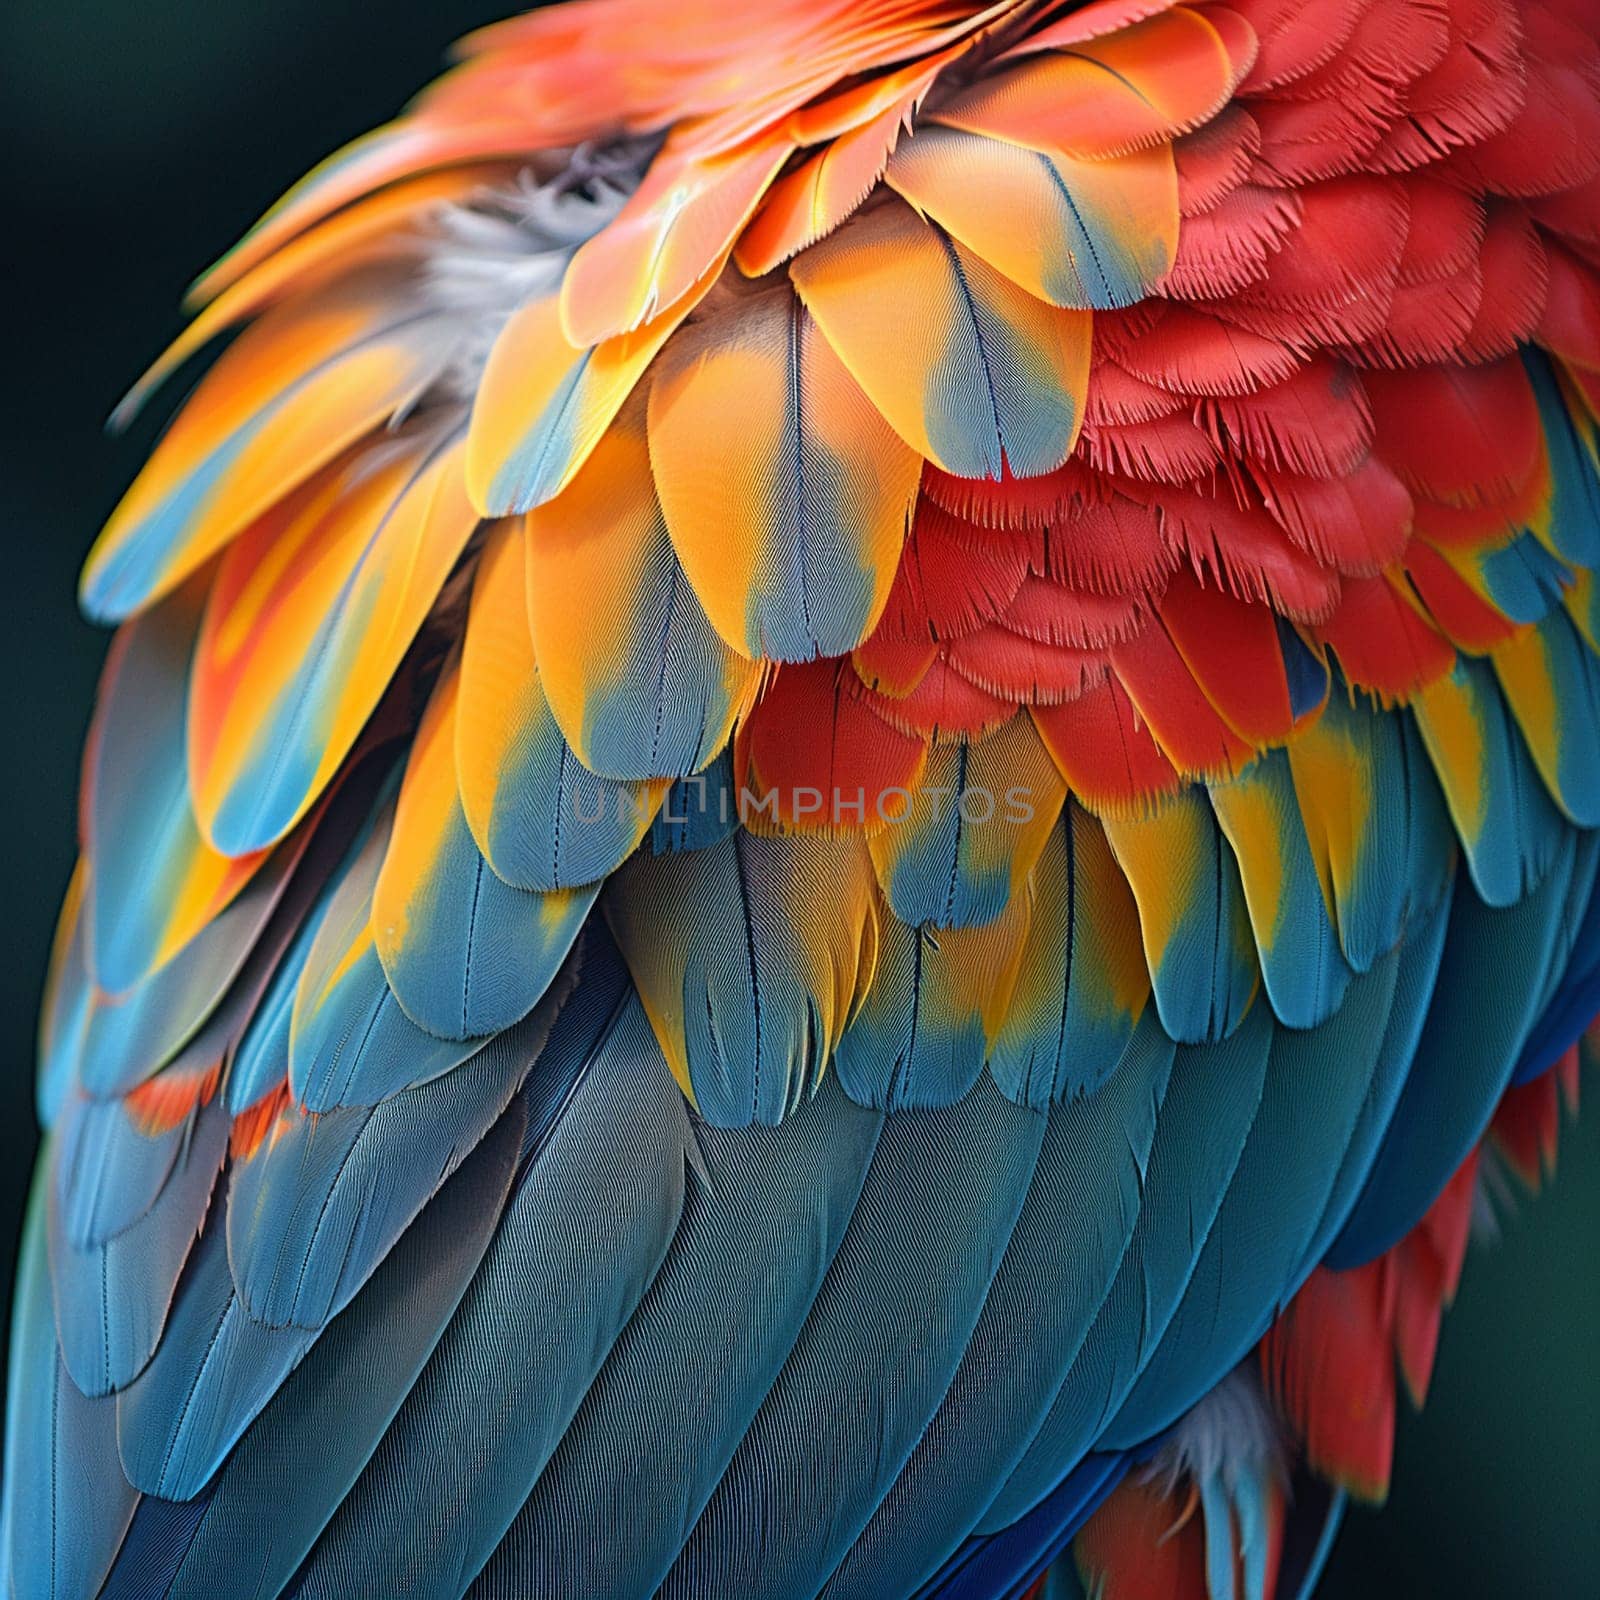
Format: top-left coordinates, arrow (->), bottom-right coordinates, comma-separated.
0,3 -> 1593,1592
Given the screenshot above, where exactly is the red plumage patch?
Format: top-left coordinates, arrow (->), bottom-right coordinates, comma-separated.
1202,357 -> 1373,479
1366,360 -> 1542,509
945,623 -> 1109,705
1151,482 -> 1344,621
1032,677 -> 1182,814
1111,619 -> 1258,777
856,652 -> 1014,742
1073,1475 -> 1212,1600
1156,569 -> 1302,741
1262,1149 -> 1481,1502
1174,104 -> 1260,215
742,658 -> 929,831
1538,241 -> 1600,371
872,499 -> 1030,643
1310,573 -> 1454,700
1251,455 -> 1414,575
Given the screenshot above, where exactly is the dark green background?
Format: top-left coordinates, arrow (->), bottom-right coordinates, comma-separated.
0,4 -> 1593,1592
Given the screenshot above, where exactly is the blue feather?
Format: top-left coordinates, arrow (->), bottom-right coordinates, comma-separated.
607,829 -> 873,1125
1413,655 -> 1567,909
1104,949 -> 1401,1449
835,912 -> 1018,1111
917,1454 -> 1127,1600
49,1100 -> 227,1395
1,1171 -> 139,1599
375,773 -> 597,1040
1524,347 -> 1600,567
472,1076 -> 882,1598
1473,531 -> 1572,624
658,1077 -> 1046,1600
1330,831 -> 1581,1266
822,1015 -> 1173,1598
650,749 -> 740,856
1210,750 -> 1352,1028
1291,881 -> 1455,1281
1104,791 -> 1259,1045
102,1093 -> 527,1599
976,1001 -> 1272,1535
227,991 -> 563,1331
288,945 -> 691,1599
57,1092 -> 190,1248
290,801 -> 481,1110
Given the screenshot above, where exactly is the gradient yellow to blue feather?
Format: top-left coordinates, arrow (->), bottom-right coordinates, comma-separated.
1209,750 -> 1353,1029
1412,652 -> 1568,908
648,281 -> 917,663
289,798 -> 482,1110
1102,790 -> 1259,1045
1286,689 -> 1454,975
1492,606 -> 1600,828
869,719 -> 1064,930
607,829 -> 872,1126
790,199 -> 1090,482
989,805 -> 1148,1109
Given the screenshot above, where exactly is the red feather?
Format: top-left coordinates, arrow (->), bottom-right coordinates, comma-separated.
1251,455 -> 1414,576
1203,356 -> 1373,478
856,652 -> 1014,742
1031,678 -> 1181,813
743,658 -> 928,831
1366,359 -> 1542,509
1110,619 -> 1258,778
1156,568 -> 1301,742
1310,572 -> 1454,700
1173,104 -> 1260,216
871,499 -> 1030,644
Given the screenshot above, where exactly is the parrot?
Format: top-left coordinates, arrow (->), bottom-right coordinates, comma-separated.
4,0 -> 1599,1595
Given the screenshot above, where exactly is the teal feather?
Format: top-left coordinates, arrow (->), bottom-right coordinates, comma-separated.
822,1015 -> 1174,1599
1106,790 -> 1259,1045
375,776 -> 597,1040
49,1101 -> 227,1396
1330,830 -> 1580,1266
139,1096 -> 526,1600
470,1075 -> 882,1598
976,1002 -> 1273,1535
1103,948 -> 1401,1449
658,1078 -> 1046,1600
227,993 -> 562,1331
1290,880 -> 1455,1283
288,970 -> 689,1599
1414,655 -> 1566,909
1,1169 -> 139,1599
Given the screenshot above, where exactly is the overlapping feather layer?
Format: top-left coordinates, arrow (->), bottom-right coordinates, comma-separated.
12,1 -> 1600,1597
